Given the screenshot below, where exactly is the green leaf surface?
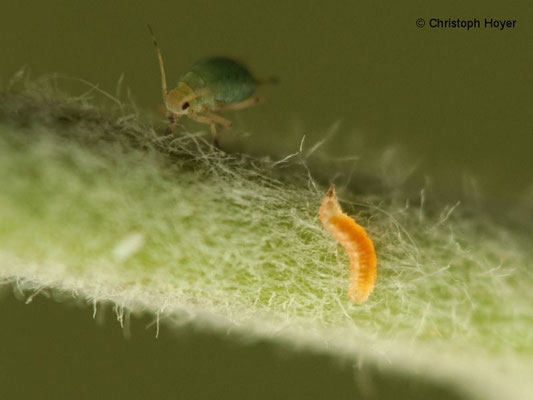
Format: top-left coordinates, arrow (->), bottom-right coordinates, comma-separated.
1,84 -> 532,400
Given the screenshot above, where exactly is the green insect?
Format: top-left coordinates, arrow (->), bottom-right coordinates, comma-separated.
148,25 -> 275,146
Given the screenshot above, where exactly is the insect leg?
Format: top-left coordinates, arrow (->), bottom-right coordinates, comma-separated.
202,111 -> 232,128
210,123 -> 220,148
165,113 -> 177,135
189,113 -> 225,147
216,96 -> 264,111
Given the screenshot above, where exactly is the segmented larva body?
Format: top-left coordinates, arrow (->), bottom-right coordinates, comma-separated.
319,184 -> 377,303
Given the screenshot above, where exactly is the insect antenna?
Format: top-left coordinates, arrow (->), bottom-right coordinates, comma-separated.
147,24 -> 168,99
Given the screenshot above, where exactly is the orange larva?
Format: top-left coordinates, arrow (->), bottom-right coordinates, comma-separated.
319,184 -> 377,303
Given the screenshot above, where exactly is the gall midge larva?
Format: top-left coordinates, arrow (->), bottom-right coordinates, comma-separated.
319,184 -> 377,303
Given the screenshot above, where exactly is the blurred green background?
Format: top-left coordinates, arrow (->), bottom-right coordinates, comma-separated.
0,291 -> 465,399
1,0 -> 532,200
0,1 -> 531,398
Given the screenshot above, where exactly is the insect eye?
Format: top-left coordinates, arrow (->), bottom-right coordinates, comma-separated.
181,102 -> 190,110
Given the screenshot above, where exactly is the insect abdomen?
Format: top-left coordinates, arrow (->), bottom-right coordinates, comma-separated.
181,57 -> 256,104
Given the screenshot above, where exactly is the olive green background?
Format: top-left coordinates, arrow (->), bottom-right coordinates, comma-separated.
2,0 -> 532,199
0,1 -> 531,398
0,291 -> 466,399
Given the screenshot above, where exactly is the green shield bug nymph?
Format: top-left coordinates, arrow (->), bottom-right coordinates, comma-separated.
148,25 -> 275,146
